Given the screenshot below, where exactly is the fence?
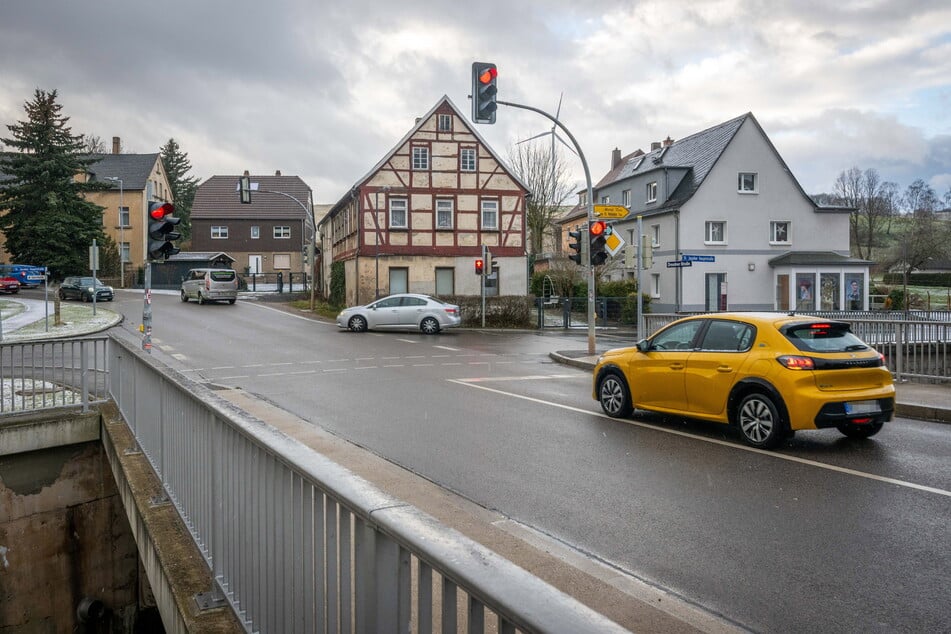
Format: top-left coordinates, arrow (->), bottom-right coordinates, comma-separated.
106,335 -> 626,633
643,312 -> 950,383
536,296 -> 640,329
0,337 -> 109,414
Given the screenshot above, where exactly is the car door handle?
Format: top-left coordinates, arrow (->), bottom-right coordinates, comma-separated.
717,365 -> 734,373
669,363 -> 685,370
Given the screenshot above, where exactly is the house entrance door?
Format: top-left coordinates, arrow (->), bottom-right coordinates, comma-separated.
249,255 -> 263,274
705,273 -> 727,311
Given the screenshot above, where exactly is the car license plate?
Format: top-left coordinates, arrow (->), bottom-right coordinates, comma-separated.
844,400 -> 880,415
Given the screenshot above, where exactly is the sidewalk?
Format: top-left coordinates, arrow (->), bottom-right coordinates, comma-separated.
551,350 -> 951,424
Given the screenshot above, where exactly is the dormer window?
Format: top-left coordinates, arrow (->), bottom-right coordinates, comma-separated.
438,114 -> 452,131
738,172 -> 758,193
646,181 -> 658,203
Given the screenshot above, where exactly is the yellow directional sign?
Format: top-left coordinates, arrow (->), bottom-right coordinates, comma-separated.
593,204 -> 629,219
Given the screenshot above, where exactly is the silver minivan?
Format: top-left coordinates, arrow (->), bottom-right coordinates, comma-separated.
180,268 -> 238,305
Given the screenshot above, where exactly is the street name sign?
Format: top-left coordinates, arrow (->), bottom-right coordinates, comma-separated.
593,204 -> 630,219
681,254 -> 715,262
666,260 -> 693,268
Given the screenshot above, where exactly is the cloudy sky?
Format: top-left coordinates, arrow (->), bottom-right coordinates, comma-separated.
2,0 -> 950,206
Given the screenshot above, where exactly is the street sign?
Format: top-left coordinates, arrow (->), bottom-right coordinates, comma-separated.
593,204 -> 629,219
666,260 -> 693,268
605,230 -> 625,257
681,254 -> 715,262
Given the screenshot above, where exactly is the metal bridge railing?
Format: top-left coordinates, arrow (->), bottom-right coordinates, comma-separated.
106,335 -> 627,633
0,337 -> 109,414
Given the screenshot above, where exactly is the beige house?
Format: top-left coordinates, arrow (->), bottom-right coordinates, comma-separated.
319,96 -> 530,306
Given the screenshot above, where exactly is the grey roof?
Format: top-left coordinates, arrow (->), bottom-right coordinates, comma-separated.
192,174 -> 313,221
85,153 -> 162,190
166,251 -> 235,263
768,251 -> 874,267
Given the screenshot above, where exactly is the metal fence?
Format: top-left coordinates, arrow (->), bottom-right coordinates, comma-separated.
0,337 -> 109,414
644,312 -> 950,383
106,335 -> 627,633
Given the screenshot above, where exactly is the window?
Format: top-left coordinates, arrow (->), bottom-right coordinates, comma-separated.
273,254 -> 290,270
651,224 -> 660,247
251,225 -> 260,239
412,146 -> 429,170
651,273 -> 660,298
390,198 -> 408,228
120,242 -> 130,264
435,267 -> 454,295
481,199 -> 498,230
705,221 -> 726,244
738,172 -> 757,193
600,195 -> 610,204
770,221 -> 790,244
119,206 -> 129,227
646,181 -> 658,203
622,189 -> 631,208
211,226 -> 228,239
273,226 -> 291,239
460,148 -> 476,172
438,114 -> 452,131
436,199 -> 454,229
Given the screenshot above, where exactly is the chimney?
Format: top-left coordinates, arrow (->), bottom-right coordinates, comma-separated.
611,148 -> 622,168
275,170 -> 282,176
112,136 -> 120,154
663,136 -> 674,147
650,141 -> 661,151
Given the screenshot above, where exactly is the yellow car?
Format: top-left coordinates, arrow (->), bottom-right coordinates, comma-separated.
592,313 -> 895,449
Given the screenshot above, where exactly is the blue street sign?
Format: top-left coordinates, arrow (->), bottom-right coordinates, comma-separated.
681,254 -> 715,262
666,260 -> 693,268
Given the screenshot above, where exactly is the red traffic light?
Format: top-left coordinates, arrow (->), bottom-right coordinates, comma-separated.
149,202 -> 175,220
478,67 -> 498,84
590,220 -> 607,236
475,258 -> 485,275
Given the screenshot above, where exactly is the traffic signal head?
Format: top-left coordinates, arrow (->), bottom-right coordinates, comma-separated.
475,258 -> 485,275
590,220 -> 608,266
568,228 -> 583,265
471,62 -> 498,124
148,201 -> 181,260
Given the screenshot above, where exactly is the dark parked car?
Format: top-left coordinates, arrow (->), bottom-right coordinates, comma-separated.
58,277 -> 114,302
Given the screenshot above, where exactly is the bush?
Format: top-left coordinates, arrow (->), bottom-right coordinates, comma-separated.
883,272 -> 951,287
447,295 -> 533,328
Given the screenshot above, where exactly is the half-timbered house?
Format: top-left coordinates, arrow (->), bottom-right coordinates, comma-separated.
318,96 -> 530,306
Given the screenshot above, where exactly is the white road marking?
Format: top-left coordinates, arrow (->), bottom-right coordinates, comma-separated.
449,379 -> 951,499
396,338 -> 417,344
171,353 -> 187,361
433,345 -> 460,351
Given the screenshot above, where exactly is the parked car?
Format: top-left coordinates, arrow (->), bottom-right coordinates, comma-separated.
0,264 -> 46,288
58,277 -> 114,302
180,268 -> 238,304
593,313 -> 895,449
336,293 -> 461,334
0,276 -> 20,294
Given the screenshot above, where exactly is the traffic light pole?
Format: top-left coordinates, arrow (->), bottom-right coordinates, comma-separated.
496,99 -> 598,354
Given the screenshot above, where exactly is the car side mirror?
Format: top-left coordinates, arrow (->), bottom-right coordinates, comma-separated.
636,339 -> 650,353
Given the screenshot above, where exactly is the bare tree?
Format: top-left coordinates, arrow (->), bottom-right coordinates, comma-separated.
508,140 -> 576,256
902,179 -> 939,215
833,167 -> 897,260
82,134 -> 107,153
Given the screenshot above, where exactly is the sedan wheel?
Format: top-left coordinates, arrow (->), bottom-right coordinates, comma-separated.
736,393 -> 785,449
836,420 -> 884,439
420,317 -> 440,335
598,372 -> 633,418
348,315 -> 368,332
58,290 -> 66,300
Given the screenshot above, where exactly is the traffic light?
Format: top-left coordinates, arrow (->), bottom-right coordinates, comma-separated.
590,220 -> 608,266
475,258 -> 485,275
148,201 -> 181,260
471,62 -> 498,124
568,228 -> 583,265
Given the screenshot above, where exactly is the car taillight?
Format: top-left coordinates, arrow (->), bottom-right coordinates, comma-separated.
205,278 -> 210,290
777,355 -> 815,370
445,308 -> 458,315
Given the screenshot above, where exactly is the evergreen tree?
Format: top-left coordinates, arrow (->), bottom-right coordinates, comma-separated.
160,138 -> 200,241
0,89 -> 105,279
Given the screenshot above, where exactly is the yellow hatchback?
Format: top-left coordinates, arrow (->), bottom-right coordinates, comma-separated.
592,313 -> 896,449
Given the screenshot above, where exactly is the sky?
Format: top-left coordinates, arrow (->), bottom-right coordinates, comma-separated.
2,0 -> 950,207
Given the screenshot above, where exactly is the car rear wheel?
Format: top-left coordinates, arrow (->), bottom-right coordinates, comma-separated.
348,315 -> 368,332
598,372 -> 633,418
836,420 -> 884,439
736,392 -> 785,449
180,290 -> 189,303
420,317 -> 440,334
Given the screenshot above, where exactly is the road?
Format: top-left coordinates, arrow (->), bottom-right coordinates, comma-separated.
106,291 -> 951,633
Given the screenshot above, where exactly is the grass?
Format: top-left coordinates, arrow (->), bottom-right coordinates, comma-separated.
287,298 -> 341,320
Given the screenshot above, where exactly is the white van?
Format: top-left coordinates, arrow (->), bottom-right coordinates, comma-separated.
180,268 -> 238,305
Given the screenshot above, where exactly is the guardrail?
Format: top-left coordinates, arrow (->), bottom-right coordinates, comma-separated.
0,337 -> 109,414
643,313 -> 950,383
107,335 -> 627,633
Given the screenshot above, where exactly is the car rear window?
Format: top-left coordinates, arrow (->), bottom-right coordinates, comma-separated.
781,321 -> 869,353
210,271 -> 236,281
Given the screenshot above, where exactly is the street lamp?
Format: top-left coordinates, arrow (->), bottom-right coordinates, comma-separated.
105,176 -> 124,288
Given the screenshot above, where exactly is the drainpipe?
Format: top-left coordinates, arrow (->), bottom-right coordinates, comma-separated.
674,209 -> 681,312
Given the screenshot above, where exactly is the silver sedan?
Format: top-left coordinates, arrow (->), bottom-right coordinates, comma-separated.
336,293 -> 462,334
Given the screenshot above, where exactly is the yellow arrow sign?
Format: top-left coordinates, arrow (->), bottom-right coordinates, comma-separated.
593,204 -> 630,219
